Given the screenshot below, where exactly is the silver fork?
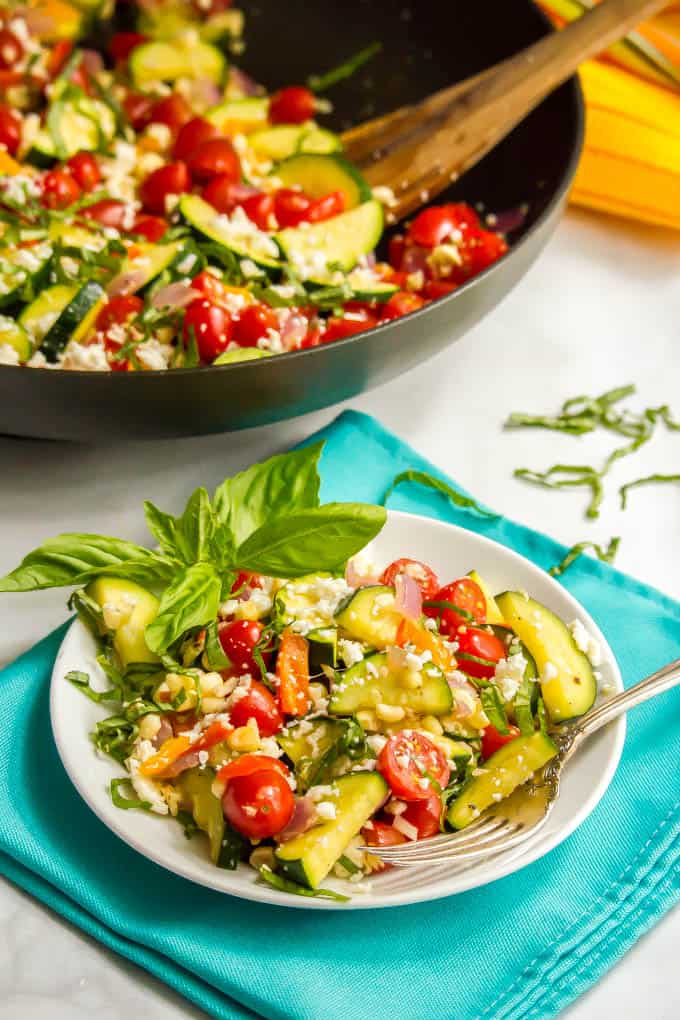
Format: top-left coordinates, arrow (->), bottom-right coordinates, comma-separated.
363,657 -> 680,867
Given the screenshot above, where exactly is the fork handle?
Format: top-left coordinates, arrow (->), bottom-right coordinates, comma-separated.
566,657 -> 680,753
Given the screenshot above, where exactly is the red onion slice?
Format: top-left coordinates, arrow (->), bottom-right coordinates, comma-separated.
106,269 -> 149,297
489,205 -> 528,234
152,716 -> 174,749
161,750 -> 201,779
280,312 -> 308,351
394,572 -> 422,620
151,282 -> 200,309
228,67 -> 265,98
276,796 -> 316,842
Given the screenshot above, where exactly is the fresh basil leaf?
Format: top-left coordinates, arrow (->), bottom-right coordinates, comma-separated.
204,621 -> 230,669
174,487 -> 216,563
235,503 -> 386,577
93,716 -> 138,764
110,777 -> 151,812
144,562 -> 221,655
479,686 -> 509,734
258,865 -> 349,902
214,443 -> 323,547
0,533 -> 173,592
66,669 -> 119,704
383,470 -> 497,518
549,537 -> 620,577
513,677 -> 536,737
68,588 -> 105,637
144,501 -> 179,557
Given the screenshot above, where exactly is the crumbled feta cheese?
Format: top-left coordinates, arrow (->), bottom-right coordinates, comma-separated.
0,343 -> 19,366
316,801 -> 337,821
393,815 -> 419,840
427,243 -> 463,278
145,122 -> 172,150
240,258 -> 265,278
126,757 -> 168,815
135,338 -> 173,372
59,342 -> 111,372
366,733 -> 387,755
493,652 -> 528,702
569,619 -> 602,666
338,638 -> 364,667
214,206 -> 279,260
372,185 -> 397,208
542,661 -> 558,683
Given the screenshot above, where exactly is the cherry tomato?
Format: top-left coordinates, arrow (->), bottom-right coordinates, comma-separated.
222,769 -> 294,839
140,161 -> 190,215
191,269 -> 231,304
481,723 -> 521,760
0,29 -> 23,70
0,104 -> 20,155
232,303 -> 279,348
190,720 -> 232,752
425,578 -> 487,635
149,94 -> 192,133
361,819 -> 407,848
182,297 -> 234,362
273,187 -> 311,228
269,85 -> 315,125
201,175 -> 244,214
192,0 -> 233,14
380,558 -> 439,601
219,618 -> 269,674
307,190 -> 345,222
187,137 -> 240,183
422,280 -> 457,300
229,679 -> 283,737
172,116 -> 219,161
41,170 -> 80,210
463,229 -> 508,276
96,295 -> 143,332
456,626 -> 506,679
109,32 -> 147,63
388,234 -> 406,269
231,571 -> 264,594
123,91 -> 153,131
217,754 -> 289,785
81,199 -> 129,229
401,794 -> 442,839
408,202 -> 480,248
378,731 -> 450,801
132,214 -> 168,242
379,291 -> 425,322
47,39 -> 73,79
67,151 -> 100,192
240,191 -> 274,230
322,313 -> 378,343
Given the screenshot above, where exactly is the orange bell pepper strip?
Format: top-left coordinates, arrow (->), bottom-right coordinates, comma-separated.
396,617 -> 457,672
190,720 -> 232,752
0,150 -> 21,176
276,629 -> 311,716
139,736 -> 191,777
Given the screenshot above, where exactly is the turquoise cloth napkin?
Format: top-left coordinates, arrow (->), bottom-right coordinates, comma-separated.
0,409 -> 678,1020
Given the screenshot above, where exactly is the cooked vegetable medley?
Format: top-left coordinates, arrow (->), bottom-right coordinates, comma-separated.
0,444 -> 603,899
0,1 -> 508,371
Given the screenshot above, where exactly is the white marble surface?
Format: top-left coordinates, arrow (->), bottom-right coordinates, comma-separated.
0,206 -> 678,1018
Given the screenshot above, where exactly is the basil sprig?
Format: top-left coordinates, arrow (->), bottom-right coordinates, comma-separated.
0,442 -> 386,657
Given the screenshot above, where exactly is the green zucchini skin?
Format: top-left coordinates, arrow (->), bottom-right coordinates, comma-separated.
334,584 -> 400,647
273,153 -> 368,210
328,651 -> 453,717
275,199 -> 385,277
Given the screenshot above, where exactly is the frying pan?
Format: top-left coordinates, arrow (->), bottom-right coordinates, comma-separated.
0,0 -> 583,440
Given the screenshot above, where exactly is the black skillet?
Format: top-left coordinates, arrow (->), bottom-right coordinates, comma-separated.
0,0 -> 583,439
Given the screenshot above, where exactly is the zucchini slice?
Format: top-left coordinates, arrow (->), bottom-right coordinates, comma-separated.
467,570 -> 506,625
130,39 -> 227,86
28,95 -> 116,164
109,240 -> 186,297
175,767 -> 245,869
447,730 -> 557,829
205,97 -> 269,135
20,281 -> 105,361
329,652 -> 453,717
86,576 -> 159,667
275,771 -> 388,888
274,153 -> 370,212
343,270 -> 397,303
179,194 -> 281,271
272,573 -> 334,630
277,717 -> 347,793
0,242 -> 52,309
334,584 -> 400,647
251,125 -> 342,162
495,592 -> 597,722
308,626 -> 338,670
276,199 -> 384,277
0,317 -> 31,362
213,347 -> 273,365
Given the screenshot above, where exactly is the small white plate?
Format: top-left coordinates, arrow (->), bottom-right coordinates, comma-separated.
50,510 -> 624,909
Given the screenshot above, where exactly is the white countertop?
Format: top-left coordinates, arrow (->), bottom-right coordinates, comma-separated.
0,206 -> 678,1019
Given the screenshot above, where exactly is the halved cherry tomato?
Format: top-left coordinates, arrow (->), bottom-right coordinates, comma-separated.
149,93 -> 191,133
378,731 -> 450,801
81,198 -> 129,229
41,170 -> 80,210
0,29 -> 23,70
388,234 -> 406,269
379,291 -> 425,321
425,578 -> 487,636
191,269 -> 231,304
361,819 -> 407,848
240,191 -> 274,230
187,137 -> 240,183
307,190 -> 345,222
269,85 -> 315,125
232,302 -> 278,347
140,161 -> 191,215
182,297 -> 234,362
47,39 -> 73,79
422,280 -> 457,300
123,91 -> 153,131
322,314 -> 378,342
201,175 -> 245,214
222,768 -> 294,839
96,295 -> 143,332
189,720 -> 233,752
109,32 -> 147,64
192,0 -> 233,13
408,202 -> 480,248
132,214 -> 168,242
401,794 -> 442,838
217,753 -> 290,785
456,626 -> 506,679
273,187 -> 311,228
0,104 -> 20,156
172,116 -> 219,161
67,152 -> 100,192
481,723 -> 521,760
229,679 -> 283,737
463,229 -> 508,276
230,571 -> 264,594
219,618 -> 268,675
381,558 -> 439,601
276,628 -> 310,716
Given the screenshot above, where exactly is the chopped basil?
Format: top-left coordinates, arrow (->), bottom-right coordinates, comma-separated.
308,41 -> 382,92
619,474 -> 680,509
479,685 -> 509,734
258,865 -> 349,902
512,677 -> 536,737
66,669 -> 118,704
110,777 -> 151,811
549,537 -> 620,577
383,470 -> 497,518
337,854 -> 361,875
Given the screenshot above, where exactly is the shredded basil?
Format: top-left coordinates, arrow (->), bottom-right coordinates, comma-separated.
549,537 -> 620,577
512,677 -> 536,737
337,854 -> 361,875
383,470 -> 497,518
619,474 -> 680,509
479,686 -> 509,734
258,865 -> 349,902
308,41 -> 382,92
66,669 -> 118,704
110,777 -> 151,811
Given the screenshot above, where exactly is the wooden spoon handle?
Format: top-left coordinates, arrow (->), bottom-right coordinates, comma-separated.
355,0 -> 667,223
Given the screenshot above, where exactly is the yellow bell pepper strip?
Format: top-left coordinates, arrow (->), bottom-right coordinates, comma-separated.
276,629 -> 310,716
396,617 -> 456,672
139,736 -> 191,777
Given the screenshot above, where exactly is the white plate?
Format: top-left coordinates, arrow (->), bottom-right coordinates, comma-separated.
50,510 -> 624,909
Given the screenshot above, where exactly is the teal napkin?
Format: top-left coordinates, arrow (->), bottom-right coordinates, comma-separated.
1,410 -> 678,1020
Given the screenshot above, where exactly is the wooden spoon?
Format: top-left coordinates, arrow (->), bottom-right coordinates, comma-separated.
341,0 -> 667,223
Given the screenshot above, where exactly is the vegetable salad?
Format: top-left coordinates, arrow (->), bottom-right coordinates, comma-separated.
0,444 -> 603,901
0,1 -> 507,372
